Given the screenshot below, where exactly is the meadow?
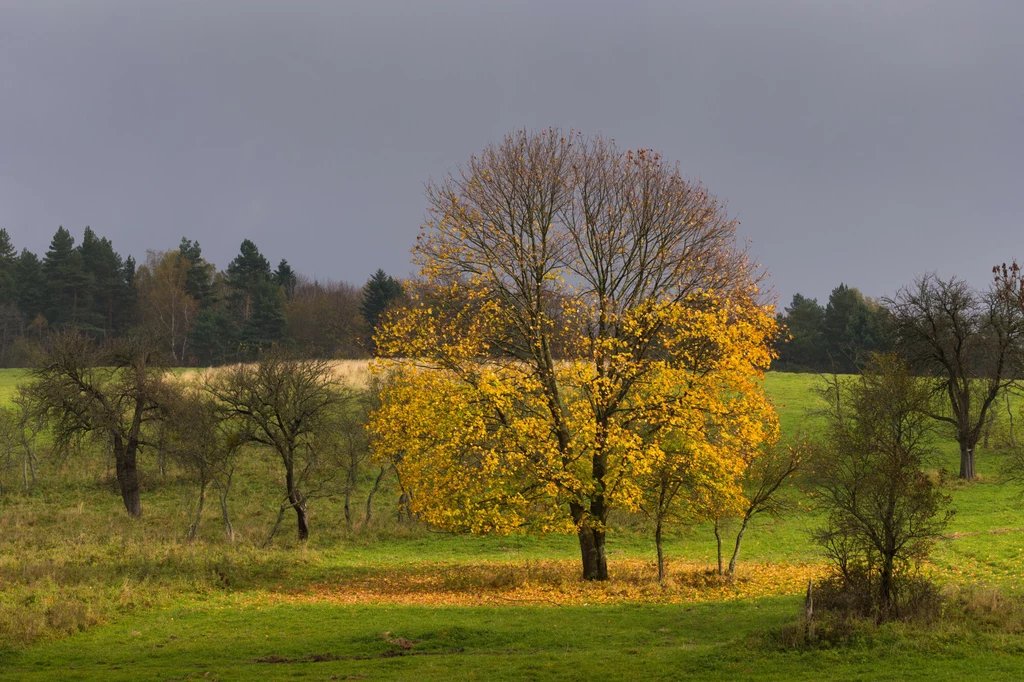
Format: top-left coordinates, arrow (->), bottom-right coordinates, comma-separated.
1,367 -> 1023,680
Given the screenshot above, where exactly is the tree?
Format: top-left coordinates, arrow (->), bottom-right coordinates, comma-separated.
822,284 -> 892,373
369,129 -> 778,580
78,227 -> 131,336
25,331 -> 168,516
713,440 -> 804,577
177,238 -> 215,306
360,269 -> 403,350
887,274 -> 1024,480
191,305 -> 239,366
42,227 -> 92,328
0,392 -> 44,493
207,349 -> 346,542
161,385 -> 246,540
225,239 -> 272,322
274,259 -> 298,300
285,278 -> 368,359
812,353 -> 953,620
0,229 -> 16,306
774,294 -> 825,371
15,249 -> 46,323
241,279 -> 287,354
135,250 -> 198,364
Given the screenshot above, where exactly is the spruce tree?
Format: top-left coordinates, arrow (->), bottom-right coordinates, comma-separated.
225,239 -> 272,322
78,227 -> 128,335
360,269 -> 403,330
15,249 -> 45,323
274,259 -> 297,300
43,227 -> 92,328
242,279 -> 288,354
178,238 -> 215,306
0,229 -> 16,304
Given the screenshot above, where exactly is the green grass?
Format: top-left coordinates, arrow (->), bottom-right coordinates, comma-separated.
0,369 -> 25,405
3,369 -> 1024,679
6,598 -> 1024,681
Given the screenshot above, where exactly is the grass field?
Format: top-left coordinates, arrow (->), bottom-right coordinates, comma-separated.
1,367 -> 1023,680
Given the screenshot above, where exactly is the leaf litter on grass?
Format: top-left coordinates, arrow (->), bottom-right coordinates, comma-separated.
228,559 -> 827,608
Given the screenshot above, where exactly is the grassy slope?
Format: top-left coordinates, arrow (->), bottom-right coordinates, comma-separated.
1,369 -> 1023,679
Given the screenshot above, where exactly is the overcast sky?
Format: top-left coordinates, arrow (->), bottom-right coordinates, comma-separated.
2,0 -> 1021,306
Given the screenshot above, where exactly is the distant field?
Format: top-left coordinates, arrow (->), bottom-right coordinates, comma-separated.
0,369 -> 26,404
2,368 -> 1024,679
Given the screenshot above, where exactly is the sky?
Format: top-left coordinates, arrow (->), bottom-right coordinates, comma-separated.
2,0 -> 1022,307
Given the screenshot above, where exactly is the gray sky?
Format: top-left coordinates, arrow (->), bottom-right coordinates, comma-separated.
2,0 -> 1022,306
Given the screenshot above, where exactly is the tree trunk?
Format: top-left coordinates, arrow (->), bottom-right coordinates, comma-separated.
959,442 -> 976,480
656,519 -> 665,584
188,479 -> 207,541
576,522 -> 608,581
114,439 -> 143,518
290,489 -> 309,541
284,458 -> 309,541
879,555 -> 895,621
364,465 -> 388,527
218,468 -> 235,541
219,488 -> 234,542
714,518 -> 724,576
343,486 -> 353,530
728,517 -> 751,576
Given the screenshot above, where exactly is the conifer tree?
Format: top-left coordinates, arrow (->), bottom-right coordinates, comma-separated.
274,259 -> 297,300
0,229 -> 16,305
178,238 -> 215,306
225,239 -> 272,322
359,269 -> 403,349
43,227 -> 92,328
15,250 -> 45,324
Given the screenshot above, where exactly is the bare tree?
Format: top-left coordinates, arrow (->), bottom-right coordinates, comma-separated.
887,274 -> 1024,480
161,384 -> 247,540
24,331 -> 167,516
207,349 -> 345,543
714,441 -> 804,577
812,353 -> 953,620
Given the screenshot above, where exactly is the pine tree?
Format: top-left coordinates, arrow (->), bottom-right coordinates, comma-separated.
0,229 -> 16,305
360,269 -> 403,329
15,249 -> 45,323
43,227 -> 92,328
242,279 -> 287,354
274,259 -> 297,300
78,227 -> 129,336
178,238 -> 215,306
191,306 -> 239,365
225,239 -> 272,322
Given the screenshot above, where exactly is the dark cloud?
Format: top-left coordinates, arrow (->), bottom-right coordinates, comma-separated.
2,0 -> 1021,304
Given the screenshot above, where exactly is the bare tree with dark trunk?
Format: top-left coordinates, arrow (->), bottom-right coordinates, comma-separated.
887,274 -> 1024,480
207,349 -> 345,542
25,331 -> 167,517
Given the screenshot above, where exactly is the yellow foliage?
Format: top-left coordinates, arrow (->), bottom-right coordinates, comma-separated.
368,129 -> 780,576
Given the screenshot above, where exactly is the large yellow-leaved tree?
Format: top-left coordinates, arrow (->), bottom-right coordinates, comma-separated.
370,129 -> 778,580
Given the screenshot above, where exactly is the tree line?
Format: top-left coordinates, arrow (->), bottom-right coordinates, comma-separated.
0,227 -> 405,367
773,283 -> 893,373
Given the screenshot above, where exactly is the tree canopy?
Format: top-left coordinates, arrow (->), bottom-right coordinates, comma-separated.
370,129 -> 779,580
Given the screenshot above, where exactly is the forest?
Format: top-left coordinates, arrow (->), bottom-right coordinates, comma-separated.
0,226 -> 403,368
